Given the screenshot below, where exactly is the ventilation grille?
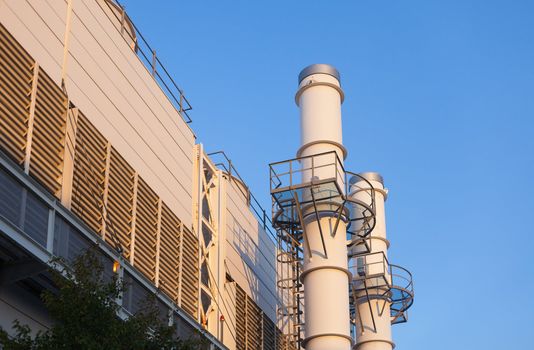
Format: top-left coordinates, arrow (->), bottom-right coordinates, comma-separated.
263,313 -> 276,350
235,282 -> 281,350
235,285 -> 247,350
105,147 -> 134,257
276,328 -> 285,350
0,23 -> 215,330
246,294 -> 263,350
0,23 -> 33,166
132,176 -> 157,281
181,225 -> 199,318
29,69 -> 67,197
158,202 -> 181,302
72,113 -> 106,234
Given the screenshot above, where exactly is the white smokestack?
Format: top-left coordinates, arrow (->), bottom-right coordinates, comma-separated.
350,173 -> 395,350
296,64 -> 352,350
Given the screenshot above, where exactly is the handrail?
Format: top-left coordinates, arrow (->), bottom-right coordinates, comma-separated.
269,150 -> 376,197
348,251 -> 391,274
102,0 -> 193,123
389,264 -> 414,294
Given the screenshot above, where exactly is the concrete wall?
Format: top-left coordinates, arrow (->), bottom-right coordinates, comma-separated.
0,0 -> 195,228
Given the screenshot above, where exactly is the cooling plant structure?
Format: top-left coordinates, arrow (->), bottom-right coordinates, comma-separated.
270,64 -> 414,350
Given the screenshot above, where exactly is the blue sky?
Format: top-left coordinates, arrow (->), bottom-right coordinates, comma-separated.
121,1 -> 534,349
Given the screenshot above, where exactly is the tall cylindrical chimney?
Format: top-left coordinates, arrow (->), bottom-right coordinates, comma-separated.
296,64 -> 352,350
350,173 -> 395,350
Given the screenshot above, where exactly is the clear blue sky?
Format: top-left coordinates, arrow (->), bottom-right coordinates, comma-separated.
121,1 -> 534,349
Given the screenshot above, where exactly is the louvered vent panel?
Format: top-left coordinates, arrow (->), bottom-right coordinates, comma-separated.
263,313 -> 276,350
29,68 -> 67,197
132,176 -> 157,281
235,285 -> 247,350
106,147 -> 134,258
0,23 -> 33,165
246,295 -> 263,350
72,113 -> 106,234
158,202 -> 181,302
181,226 -> 198,318
275,328 -> 285,350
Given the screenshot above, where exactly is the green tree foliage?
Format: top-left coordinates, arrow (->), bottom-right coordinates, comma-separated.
0,249 -> 205,349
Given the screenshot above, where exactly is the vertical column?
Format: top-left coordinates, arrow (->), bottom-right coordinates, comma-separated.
61,0 -> 74,87
154,198 -> 163,287
177,221 -> 184,308
193,144 -> 203,323
296,64 -> 351,350
350,173 -> 394,350
60,107 -> 79,209
23,63 -> 40,174
101,142 -> 112,240
129,172 -> 139,265
216,168 -> 226,341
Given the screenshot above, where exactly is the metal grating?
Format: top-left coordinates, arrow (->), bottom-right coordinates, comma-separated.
0,23 -> 33,166
131,176 -> 157,280
29,68 -> 67,197
158,201 -> 181,302
72,113 -> 107,235
181,225 -> 199,318
105,147 -> 135,258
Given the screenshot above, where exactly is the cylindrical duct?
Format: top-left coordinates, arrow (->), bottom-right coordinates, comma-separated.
349,173 -> 394,350
296,64 -> 352,350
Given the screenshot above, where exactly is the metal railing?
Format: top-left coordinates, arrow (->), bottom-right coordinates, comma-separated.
269,151 -> 377,239
207,151 -> 276,242
349,251 -> 391,284
101,0 -> 193,123
269,150 -> 345,195
348,252 -> 414,323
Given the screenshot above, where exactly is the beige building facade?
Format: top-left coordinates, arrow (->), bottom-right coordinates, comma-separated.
0,0 -> 279,349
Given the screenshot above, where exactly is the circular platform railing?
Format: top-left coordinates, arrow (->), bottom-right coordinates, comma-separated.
389,264 -> 414,324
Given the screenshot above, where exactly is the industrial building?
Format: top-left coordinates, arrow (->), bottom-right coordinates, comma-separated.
0,1 -> 413,349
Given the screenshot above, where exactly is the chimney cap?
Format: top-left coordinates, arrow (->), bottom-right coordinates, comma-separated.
298,64 -> 340,84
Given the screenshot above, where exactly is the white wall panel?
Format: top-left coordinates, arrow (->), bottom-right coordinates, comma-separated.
224,177 -> 277,322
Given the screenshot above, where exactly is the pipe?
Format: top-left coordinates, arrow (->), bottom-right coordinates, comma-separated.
349,173 -> 394,350
296,64 -> 352,350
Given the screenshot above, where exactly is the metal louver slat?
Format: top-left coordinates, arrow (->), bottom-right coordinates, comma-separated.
181,226 -> 198,318
29,69 -> 67,197
106,147 -> 134,258
234,282 -> 280,350
0,67 -> 29,104
0,24 -> 33,67
131,176 -> 157,281
235,285 -> 247,350
263,313 -> 276,350
72,113 -> 107,235
158,202 -> 181,302
246,294 -> 262,350
0,23 -> 32,165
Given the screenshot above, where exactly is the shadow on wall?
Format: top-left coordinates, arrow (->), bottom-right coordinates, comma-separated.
229,214 -> 277,318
